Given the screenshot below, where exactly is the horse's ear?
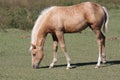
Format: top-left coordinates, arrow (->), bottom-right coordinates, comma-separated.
31,44 -> 36,49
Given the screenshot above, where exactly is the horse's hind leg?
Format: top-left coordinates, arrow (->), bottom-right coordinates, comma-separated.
94,30 -> 106,68
101,33 -> 106,64
55,31 -> 71,69
49,34 -> 58,68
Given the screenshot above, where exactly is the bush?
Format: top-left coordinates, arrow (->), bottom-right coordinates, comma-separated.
9,8 -> 33,30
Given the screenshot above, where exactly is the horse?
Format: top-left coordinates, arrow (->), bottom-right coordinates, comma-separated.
30,2 -> 109,69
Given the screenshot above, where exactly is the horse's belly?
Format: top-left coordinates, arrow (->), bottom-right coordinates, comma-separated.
64,20 -> 88,33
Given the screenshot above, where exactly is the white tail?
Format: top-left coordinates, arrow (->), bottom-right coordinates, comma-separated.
102,7 -> 109,33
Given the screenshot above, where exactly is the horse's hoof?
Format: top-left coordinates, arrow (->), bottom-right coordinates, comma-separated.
102,61 -> 107,64
66,66 -> 76,70
66,67 -> 71,70
95,65 -> 100,69
49,66 -> 53,69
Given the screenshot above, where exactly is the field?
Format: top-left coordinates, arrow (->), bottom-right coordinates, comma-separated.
0,6 -> 120,80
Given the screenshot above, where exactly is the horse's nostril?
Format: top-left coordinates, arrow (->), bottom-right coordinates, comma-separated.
33,54 -> 36,57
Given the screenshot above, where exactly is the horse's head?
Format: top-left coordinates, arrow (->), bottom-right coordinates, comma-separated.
30,44 -> 44,69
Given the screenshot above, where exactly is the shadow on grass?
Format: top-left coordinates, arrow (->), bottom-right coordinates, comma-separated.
40,60 -> 120,69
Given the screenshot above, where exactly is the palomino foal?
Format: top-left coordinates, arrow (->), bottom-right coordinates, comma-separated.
30,2 -> 109,69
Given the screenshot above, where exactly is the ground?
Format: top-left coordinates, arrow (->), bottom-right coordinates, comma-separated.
0,9 -> 120,80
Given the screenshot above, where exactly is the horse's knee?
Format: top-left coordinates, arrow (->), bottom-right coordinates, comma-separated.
61,45 -> 67,52
53,42 -> 58,51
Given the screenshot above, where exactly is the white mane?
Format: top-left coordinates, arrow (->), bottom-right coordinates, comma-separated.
31,7 -> 55,44
30,7 -> 55,50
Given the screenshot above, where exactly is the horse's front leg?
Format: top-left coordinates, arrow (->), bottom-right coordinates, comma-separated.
56,31 -> 72,69
49,34 -> 58,68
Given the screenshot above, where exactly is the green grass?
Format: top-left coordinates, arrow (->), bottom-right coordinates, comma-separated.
0,9 -> 120,80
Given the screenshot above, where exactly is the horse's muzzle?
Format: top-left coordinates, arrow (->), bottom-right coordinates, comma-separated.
32,64 -> 39,69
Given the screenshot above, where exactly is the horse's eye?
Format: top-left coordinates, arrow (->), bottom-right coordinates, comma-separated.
33,54 -> 36,57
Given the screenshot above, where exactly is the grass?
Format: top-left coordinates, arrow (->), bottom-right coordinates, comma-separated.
0,9 -> 120,80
